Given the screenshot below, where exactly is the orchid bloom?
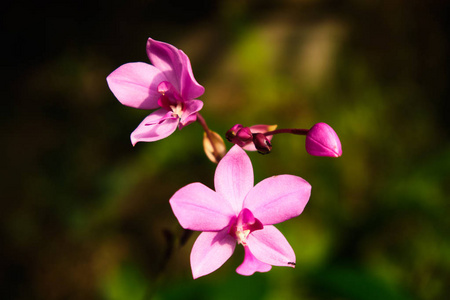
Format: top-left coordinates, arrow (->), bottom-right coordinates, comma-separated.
170,145 -> 311,278
106,38 -> 205,145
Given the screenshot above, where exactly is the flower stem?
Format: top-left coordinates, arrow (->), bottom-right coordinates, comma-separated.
196,113 -> 219,158
263,128 -> 309,136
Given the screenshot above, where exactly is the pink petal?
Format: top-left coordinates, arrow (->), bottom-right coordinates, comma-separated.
236,246 -> 272,276
243,175 -> 311,225
246,225 -> 296,268
106,62 -> 166,109
146,38 -> 204,100
146,38 -> 183,92
249,124 -> 276,133
130,109 -> 178,145
191,229 -> 236,279
179,100 -> 203,128
214,145 -> 254,214
169,182 -> 235,231
179,50 -> 205,99
242,144 -> 259,151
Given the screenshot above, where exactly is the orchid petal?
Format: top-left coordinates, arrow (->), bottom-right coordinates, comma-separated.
249,124 -> 277,133
244,175 -> 311,225
141,108 -> 174,125
146,38 -> 204,101
242,144 -> 259,152
179,49 -> 205,99
146,38 -> 183,92
214,145 -> 254,214
130,109 -> 178,145
169,182 -> 235,231
246,225 -> 296,267
236,246 -> 272,276
191,229 -> 236,279
179,100 -> 203,128
106,62 -> 166,109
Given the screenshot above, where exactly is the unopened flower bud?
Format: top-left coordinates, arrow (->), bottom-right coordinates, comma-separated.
226,124 -> 253,147
226,124 -> 243,138
243,124 -> 277,151
203,130 -> 227,163
236,127 -> 252,141
225,124 -> 242,143
305,122 -> 342,157
253,133 -> 272,154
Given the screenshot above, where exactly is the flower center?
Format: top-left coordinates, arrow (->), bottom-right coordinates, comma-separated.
229,208 -> 263,246
157,81 -> 184,119
170,102 -> 184,119
235,227 -> 251,245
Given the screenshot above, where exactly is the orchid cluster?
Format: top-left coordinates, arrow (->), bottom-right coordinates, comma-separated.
107,38 -> 342,279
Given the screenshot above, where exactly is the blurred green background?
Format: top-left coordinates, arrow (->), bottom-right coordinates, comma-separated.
2,0 -> 449,299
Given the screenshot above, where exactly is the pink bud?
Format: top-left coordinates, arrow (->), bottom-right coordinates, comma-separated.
226,124 -> 243,136
226,124 -> 253,147
253,133 -> 272,154
236,127 -> 253,141
305,123 -> 342,157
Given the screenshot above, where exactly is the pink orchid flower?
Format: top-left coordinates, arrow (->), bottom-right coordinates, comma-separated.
106,38 -> 205,145
170,145 -> 311,279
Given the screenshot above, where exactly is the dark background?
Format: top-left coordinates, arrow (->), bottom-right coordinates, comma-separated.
2,0 -> 449,299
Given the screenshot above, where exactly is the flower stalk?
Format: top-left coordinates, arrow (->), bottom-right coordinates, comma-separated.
197,113 -> 226,163
263,128 -> 309,136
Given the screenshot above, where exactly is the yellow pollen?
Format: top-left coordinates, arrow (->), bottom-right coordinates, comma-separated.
170,103 -> 183,118
236,228 -> 250,245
